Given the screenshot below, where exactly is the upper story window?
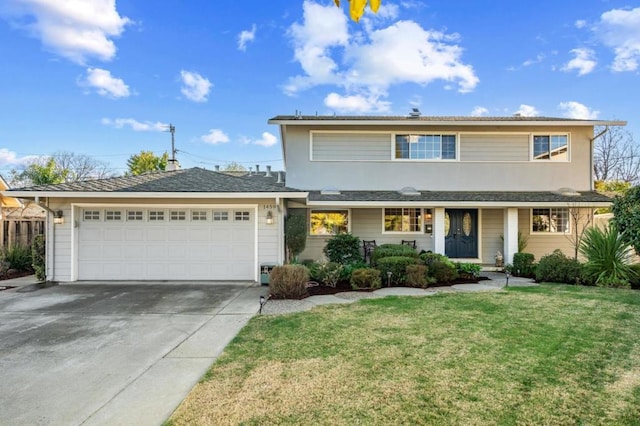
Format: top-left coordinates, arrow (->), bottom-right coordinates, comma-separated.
531,208 -> 570,233
310,210 -> 349,236
395,134 -> 456,160
533,135 -> 568,161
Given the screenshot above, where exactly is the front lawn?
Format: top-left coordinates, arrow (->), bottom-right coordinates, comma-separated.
168,285 -> 640,425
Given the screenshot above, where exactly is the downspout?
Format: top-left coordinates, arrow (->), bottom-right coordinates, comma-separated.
35,196 -> 55,282
590,126 -> 609,191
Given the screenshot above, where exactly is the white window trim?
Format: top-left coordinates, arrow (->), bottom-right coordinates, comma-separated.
530,133 -> 570,162
309,208 -> 351,237
392,133 -> 459,162
530,208 -> 572,235
382,207 -> 425,234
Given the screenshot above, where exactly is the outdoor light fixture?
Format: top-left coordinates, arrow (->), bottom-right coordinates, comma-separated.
387,271 -> 392,287
53,210 -> 64,225
505,270 -> 510,288
266,211 -> 274,225
259,295 -> 266,314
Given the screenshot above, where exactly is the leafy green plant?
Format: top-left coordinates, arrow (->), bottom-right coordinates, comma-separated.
350,268 -> 382,290
579,224 -> 636,288
535,249 -> 583,284
512,253 -> 535,277
629,264 -> 640,290
406,264 -> 433,288
455,262 -> 482,279
5,244 -> 33,272
31,235 -> 46,281
269,264 -> 309,299
311,258 -> 344,287
371,244 -> 419,266
323,233 -> 363,264
285,214 -> 307,262
611,185 -> 640,255
430,260 -> 458,283
341,260 -> 369,281
420,252 -> 455,269
376,256 -> 420,286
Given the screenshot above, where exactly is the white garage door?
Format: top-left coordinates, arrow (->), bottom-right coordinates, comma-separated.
77,207 -> 255,280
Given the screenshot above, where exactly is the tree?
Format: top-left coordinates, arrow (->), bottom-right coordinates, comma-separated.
611,185 -> 640,255
126,151 -> 169,176
334,0 -> 380,22
593,126 -> 640,185
10,158 -> 69,187
9,152 -> 113,187
285,214 -> 307,262
220,162 -> 247,172
53,151 -> 113,181
565,203 -> 594,260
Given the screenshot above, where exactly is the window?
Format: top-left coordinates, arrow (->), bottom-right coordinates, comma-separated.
170,211 -> 186,221
148,211 -> 165,221
127,210 -> 143,221
234,211 -> 250,221
213,211 -> 229,221
395,134 -> 456,160
192,211 -> 208,221
384,208 -> 422,232
310,210 -> 349,236
105,211 -> 122,221
533,135 -> 568,161
532,208 -> 570,233
83,210 -> 100,221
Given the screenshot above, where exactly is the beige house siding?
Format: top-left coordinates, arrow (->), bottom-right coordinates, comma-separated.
460,134 -> 529,161
284,125 -> 593,192
481,209 -> 504,264
311,132 -> 391,161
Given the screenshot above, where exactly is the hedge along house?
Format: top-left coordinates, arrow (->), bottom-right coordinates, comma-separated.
268,114 -> 624,266
4,168 -> 307,282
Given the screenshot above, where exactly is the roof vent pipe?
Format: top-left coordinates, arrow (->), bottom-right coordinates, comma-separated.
255,165 -> 260,175
277,171 -> 283,184
265,165 -> 273,177
214,165 -> 220,172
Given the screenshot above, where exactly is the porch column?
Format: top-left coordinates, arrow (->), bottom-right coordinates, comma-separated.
434,207 -> 446,255
503,207 -> 519,265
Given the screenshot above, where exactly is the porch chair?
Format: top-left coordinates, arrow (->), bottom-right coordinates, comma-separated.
362,240 -> 377,264
401,240 -> 417,249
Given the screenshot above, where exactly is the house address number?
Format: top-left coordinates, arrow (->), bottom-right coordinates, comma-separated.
263,204 -> 277,209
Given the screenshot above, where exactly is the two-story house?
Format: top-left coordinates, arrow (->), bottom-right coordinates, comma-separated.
4,114 -> 623,283
268,114 -> 623,267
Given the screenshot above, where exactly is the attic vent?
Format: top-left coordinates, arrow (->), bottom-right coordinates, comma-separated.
321,187 -> 341,195
399,186 -> 421,196
555,187 -> 581,196
408,107 -> 421,118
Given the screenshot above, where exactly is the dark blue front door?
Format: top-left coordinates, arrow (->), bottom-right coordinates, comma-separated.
445,209 -> 478,258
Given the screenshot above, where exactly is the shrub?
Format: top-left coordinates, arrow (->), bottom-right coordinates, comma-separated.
350,268 -> 382,290
629,264 -> 640,290
5,244 -> 33,272
31,235 -> 45,281
579,224 -> 636,288
376,256 -> 420,286
323,233 -> 363,264
285,214 -> 307,262
455,262 -> 482,279
371,244 -> 419,266
512,253 -> 536,277
420,252 -> 455,269
535,249 -> 583,284
312,259 -> 343,287
269,264 -> 309,299
430,260 -> 458,283
406,264 -> 432,288
341,260 -> 369,281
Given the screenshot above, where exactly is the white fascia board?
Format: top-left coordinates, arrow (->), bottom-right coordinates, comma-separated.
305,200 -> 611,208
5,191 -> 309,199
268,119 -> 627,127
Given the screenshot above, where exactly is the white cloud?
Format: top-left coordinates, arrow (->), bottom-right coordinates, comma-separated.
324,92 -> 391,113
253,132 -> 278,147
285,1 -> 478,98
558,101 -> 599,119
514,104 -> 539,117
79,67 -> 130,98
562,48 -> 597,76
522,53 -> 545,67
471,106 -> 489,117
575,19 -> 587,29
2,0 -> 131,64
200,129 -> 229,145
595,7 -> 640,72
238,24 -> 256,51
0,149 -> 39,167
101,118 -> 168,131
180,70 -> 212,102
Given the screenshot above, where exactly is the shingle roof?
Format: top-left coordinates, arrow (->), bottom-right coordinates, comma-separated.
9,167 -> 302,193
308,190 -> 612,204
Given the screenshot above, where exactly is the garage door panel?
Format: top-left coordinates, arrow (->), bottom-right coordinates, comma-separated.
102,245 -> 123,260
103,228 -> 123,241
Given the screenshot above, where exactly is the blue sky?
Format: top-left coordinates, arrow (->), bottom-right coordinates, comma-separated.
0,0 -> 638,175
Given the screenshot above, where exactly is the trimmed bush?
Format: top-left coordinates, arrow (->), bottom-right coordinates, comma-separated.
269,264 -> 309,299
579,224 -> 636,288
350,268 -> 382,290
31,235 -> 45,281
376,256 -> 420,286
629,264 -> 640,290
535,249 -> 583,284
285,214 -> 307,262
431,260 -> 458,283
323,233 -> 363,264
455,262 -> 482,279
420,252 -> 455,269
512,253 -> 535,277
406,264 -> 432,288
5,244 -> 33,272
371,244 -> 419,266
341,260 -> 369,281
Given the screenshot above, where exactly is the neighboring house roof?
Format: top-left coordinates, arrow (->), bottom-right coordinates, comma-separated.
269,115 -> 626,127
307,190 -> 612,207
5,167 -> 307,199
0,174 -> 23,208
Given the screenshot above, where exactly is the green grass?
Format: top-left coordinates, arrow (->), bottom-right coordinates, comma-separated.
168,285 -> 640,425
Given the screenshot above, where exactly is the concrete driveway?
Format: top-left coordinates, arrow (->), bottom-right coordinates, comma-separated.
0,282 -> 267,425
